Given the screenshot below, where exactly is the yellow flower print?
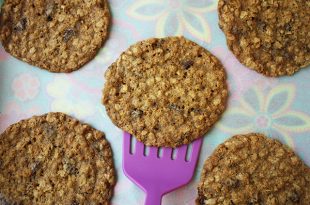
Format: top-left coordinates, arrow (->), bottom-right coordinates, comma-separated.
127,0 -> 217,42
218,84 -> 310,146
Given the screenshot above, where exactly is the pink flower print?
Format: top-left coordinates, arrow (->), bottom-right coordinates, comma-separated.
218,84 -> 310,147
211,46 -> 278,99
0,101 -> 42,133
256,115 -> 271,129
0,46 -> 9,61
12,73 -> 40,101
127,0 -> 217,42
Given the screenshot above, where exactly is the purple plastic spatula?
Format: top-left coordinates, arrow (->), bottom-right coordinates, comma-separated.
123,132 -> 203,205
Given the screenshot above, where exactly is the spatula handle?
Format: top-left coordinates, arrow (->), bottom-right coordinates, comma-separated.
145,190 -> 162,205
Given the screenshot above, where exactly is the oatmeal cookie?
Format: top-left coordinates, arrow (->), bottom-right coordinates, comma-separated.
103,36 -> 228,147
218,0 -> 310,76
0,112 -> 115,204
0,0 -> 110,72
196,133 -> 310,205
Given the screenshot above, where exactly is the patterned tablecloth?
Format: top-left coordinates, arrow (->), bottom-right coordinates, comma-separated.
0,0 -> 309,204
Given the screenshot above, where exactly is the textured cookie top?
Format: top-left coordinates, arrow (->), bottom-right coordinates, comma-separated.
218,0 -> 310,77
0,113 -> 115,204
196,133 -> 310,205
103,36 -> 228,147
0,0 -> 110,72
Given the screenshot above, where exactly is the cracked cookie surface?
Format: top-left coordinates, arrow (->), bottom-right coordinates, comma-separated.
196,133 -> 310,205
0,0 -> 110,72
103,36 -> 228,147
0,112 -> 115,204
218,0 -> 310,77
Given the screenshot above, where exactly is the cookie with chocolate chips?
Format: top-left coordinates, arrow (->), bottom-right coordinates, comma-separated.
0,113 -> 115,204
0,0 -> 110,72
196,133 -> 310,205
218,0 -> 310,76
103,36 -> 228,147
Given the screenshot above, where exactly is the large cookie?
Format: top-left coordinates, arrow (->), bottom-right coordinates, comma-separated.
218,0 -> 310,77
103,36 -> 228,147
0,112 -> 115,204
196,133 -> 310,205
0,0 -> 110,73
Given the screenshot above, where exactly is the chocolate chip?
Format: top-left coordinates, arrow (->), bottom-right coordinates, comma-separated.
153,125 -> 160,131
231,26 -> 239,34
182,60 -> 194,70
178,132 -> 189,144
288,191 -> 300,203
257,20 -> 267,31
153,39 -> 164,48
168,104 -> 182,112
47,15 -> 53,21
284,23 -> 292,32
224,178 -> 240,188
190,108 -> 202,114
247,193 -> 260,205
197,197 -> 205,204
63,28 -> 76,42
42,123 -> 56,138
197,195 -> 206,204
0,195 -> 10,205
13,18 -> 27,32
45,1 -> 55,21
271,49 -> 278,57
71,200 -> 79,205
303,45 -> 310,53
219,23 -> 223,30
30,161 -> 41,177
64,160 -> 79,175
283,52 -> 293,60
131,109 -> 143,118
68,164 -> 78,175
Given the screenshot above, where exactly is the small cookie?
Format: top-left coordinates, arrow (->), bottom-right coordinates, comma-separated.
103,36 -> 228,147
0,0 -> 110,72
0,112 -> 115,204
218,0 -> 310,77
196,133 -> 310,205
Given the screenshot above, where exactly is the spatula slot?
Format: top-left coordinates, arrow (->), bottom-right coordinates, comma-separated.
143,146 -> 150,156
171,149 -> 177,160
129,135 -> 136,154
185,144 -> 193,162
157,147 -> 163,158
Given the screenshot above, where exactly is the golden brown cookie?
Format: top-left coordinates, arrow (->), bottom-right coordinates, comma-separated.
0,0 -> 110,73
196,133 -> 310,205
103,36 -> 228,147
0,112 -> 115,204
218,0 -> 310,77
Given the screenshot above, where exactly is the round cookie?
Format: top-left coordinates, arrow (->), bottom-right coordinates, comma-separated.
218,0 -> 310,77
0,0 -> 110,72
196,133 -> 310,205
103,36 -> 228,147
0,112 -> 115,204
